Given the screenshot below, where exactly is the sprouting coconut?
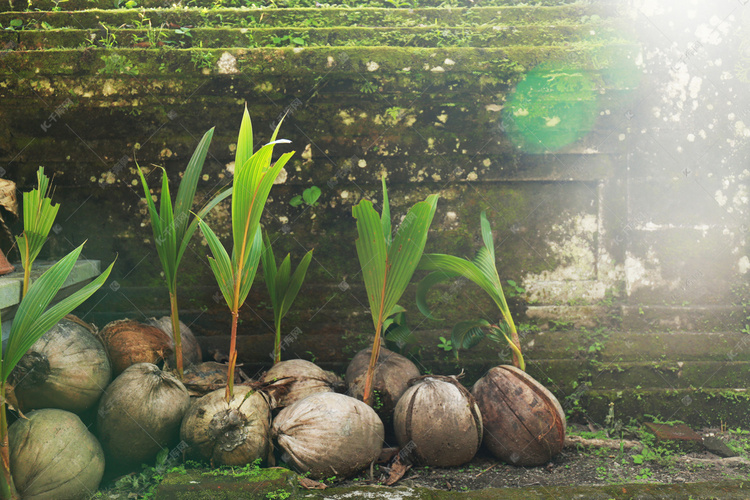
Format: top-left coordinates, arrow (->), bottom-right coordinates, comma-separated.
261,359 -> 343,408
180,386 -> 272,466
11,315 -> 111,414
394,375 -> 482,467
148,316 -> 203,369
97,363 -> 190,470
272,392 -> 384,479
346,347 -> 419,418
472,365 -> 566,466
417,211 -> 566,466
9,408 -> 105,500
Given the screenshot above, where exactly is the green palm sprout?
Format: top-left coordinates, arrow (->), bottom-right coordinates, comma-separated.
260,232 -> 313,364
199,106 -> 294,400
0,243 -> 115,500
16,167 -> 60,298
416,211 -> 524,370
137,128 -> 232,379
352,178 -> 438,406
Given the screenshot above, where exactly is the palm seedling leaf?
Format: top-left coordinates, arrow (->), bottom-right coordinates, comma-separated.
2,243 -> 114,383
353,179 -> 439,332
17,168 -> 59,269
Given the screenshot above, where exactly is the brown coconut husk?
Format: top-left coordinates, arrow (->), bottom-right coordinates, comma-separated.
394,375 -> 482,467
147,316 -> 203,368
182,361 -> 232,397
97,319 -> 173,376
272,392 -> 384,480
12,315 -> 111,414
261,359 -> 344,408
97,363 -> 190,470
10,408 -> 105,500
180,386 -> 273,466
346,347 -> 419,419
472,365 -> 566,466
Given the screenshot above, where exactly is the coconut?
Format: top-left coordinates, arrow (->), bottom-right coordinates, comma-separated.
261,359 -> 344,408
9,408 -> 105,500
97,363 -> 190,470
147,316 -> 203,368
98,319 -> 173,376
182,361 -> 230,397
272,392 -> 384,479
393,375 -> 482,466
472,365 -> 566,466
346,347 -> 419,418
11,315 -> 111,414
180,386 -> 272,466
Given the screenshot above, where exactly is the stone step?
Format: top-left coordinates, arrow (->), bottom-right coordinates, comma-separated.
4,24 -> 620,50
1,0 -> 604,13
3,45 -> 636,78
0,5 -> 616,29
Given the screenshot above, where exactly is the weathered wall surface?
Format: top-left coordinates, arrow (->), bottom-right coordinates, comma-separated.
2,0 -> 750,423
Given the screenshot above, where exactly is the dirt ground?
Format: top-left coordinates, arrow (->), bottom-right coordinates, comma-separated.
336,424 -> 750,492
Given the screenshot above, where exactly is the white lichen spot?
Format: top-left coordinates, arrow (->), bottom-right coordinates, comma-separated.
619,134 -> 626,141
715,190 -> 727,206
485,104 -> 503,112
430,66 -> 445,73
341,190 -> 350,199
437,112 -> 448,124
366,61 -> 379,72
466,172 -> 478,181
358,159 -> 367,168
278,216 -> 289,224
326,56 -> 335,68
217,52 -> 239,74
402,67 -> 411,72
159,148 -> 173,159
228,143 -> 237,152
687,133 -> 695,142
293,47 -> 304,54
444,58 -> 455,65
688,76 -> 702,98
225,161 -> 235,174
513,108 -> 529,117
545,116 -> 561,127
483,158 -> 491,167
739,256 -> 750,274
102,79 -> 116,96
301,143 -> 313,161
273,167 -> 287,185
339,110 -> 355,126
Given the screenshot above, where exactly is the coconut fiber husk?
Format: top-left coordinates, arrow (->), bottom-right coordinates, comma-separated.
261,359 -> 344,409
12,315 -> 111,414
394,375 -> 482,467
97,363 -> 190,470
9,408 -> 105,500
147,316 -> 203,368
272,392 -> 384,479
472,365 -> 566,466
346,347 -> 419,419
97,319 -> 173,376
180,386 -> 273,466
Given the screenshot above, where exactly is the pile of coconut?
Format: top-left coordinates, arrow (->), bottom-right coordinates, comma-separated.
7,317 -> 566,499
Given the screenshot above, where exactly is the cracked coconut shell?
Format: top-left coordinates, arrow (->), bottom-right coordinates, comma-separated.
472,365 -> 566,466
394,375 -> 483,466
10,408 -> 105,500
12,315 -> 111,414
180,386 -> 272,466
97,363 -> 190,470
272,392 -> 384,479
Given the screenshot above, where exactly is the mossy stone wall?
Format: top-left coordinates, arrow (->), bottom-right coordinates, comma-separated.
2,0 -> 750,424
